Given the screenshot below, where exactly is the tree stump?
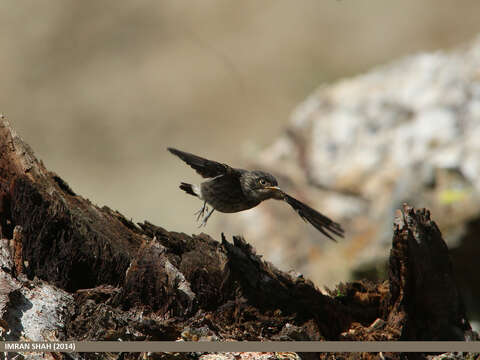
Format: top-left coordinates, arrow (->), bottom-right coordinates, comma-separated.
0,118 -> 476,359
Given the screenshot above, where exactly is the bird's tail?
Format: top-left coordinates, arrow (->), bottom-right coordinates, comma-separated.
180,182 -> 199,197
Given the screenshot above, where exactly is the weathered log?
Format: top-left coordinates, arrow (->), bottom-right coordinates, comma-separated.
0,118 -> 476,360
385,206 -> 473,341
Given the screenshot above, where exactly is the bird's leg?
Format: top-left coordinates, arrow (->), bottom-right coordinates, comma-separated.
194,201 -> 208,221
198,208 -> 215,227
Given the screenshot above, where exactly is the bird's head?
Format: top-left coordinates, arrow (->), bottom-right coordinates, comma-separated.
240,170 -> 284,201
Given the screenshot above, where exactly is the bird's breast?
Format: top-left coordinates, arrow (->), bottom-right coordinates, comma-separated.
201,177 -> 260,213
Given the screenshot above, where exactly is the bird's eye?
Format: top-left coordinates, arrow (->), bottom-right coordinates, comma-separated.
259,179 -> 267,186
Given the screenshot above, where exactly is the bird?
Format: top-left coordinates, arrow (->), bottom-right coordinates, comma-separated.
168,147 -> 344,241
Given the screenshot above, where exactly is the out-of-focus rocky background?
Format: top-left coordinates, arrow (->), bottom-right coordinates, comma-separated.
1,2 -> 479,326
227,36 -> 480,329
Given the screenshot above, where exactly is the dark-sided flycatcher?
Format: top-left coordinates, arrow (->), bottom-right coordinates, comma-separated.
168,147 -> 344,241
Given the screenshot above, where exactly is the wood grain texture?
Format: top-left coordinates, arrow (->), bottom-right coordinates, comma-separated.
0,119 -> 476,359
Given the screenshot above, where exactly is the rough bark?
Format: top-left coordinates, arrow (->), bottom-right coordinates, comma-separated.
0,119 -> 476,360
386,206 -> 472,341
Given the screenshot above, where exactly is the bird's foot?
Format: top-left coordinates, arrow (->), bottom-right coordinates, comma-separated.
198,208 -> 215,228
194,201 -> 208,221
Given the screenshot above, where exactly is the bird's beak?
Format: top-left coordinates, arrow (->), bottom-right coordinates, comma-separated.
265,186 -> 284,199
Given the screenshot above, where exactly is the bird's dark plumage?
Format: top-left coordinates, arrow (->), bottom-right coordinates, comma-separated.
180,182 -> 197,197
282,193 -> 343,241
168,147 -> 344,240
167,147 -> 233,178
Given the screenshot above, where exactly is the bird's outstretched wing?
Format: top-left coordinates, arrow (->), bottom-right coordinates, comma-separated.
282,192 -> 344,241
168,147 -> 237,178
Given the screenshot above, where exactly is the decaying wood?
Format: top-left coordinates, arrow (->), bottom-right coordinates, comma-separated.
0,119 -> 476,359
386,206 -> 472,341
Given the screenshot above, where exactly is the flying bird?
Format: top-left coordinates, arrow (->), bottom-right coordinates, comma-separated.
168,147 -> 344,241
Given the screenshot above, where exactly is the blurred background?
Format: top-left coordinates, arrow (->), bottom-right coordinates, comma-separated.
1,1 -> 479,326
